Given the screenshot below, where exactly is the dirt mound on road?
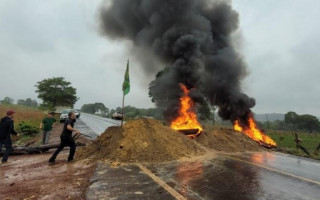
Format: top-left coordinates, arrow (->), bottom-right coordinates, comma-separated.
196,129 -> 264,152
77,118 -> 205,163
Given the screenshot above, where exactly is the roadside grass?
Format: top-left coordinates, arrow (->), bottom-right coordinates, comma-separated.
0,104 -> 47,145
0,104 -> 44,126
267,131 -> 320,160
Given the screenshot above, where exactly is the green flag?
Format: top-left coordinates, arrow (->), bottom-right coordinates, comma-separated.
122,60 -> 130,95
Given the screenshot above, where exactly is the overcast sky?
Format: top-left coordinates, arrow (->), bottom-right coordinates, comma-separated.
0,0 -> 319,116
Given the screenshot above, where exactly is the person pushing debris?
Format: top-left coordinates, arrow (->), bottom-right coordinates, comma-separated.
40,112 -> 56,145
0,110 -> 18,164
314,142 -> 320,155
49,111 -> 80,164
294,133 -> 310,156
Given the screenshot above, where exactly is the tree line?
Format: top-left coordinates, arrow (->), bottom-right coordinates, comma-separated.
81,103 -> 109,115
257,111 -> 320,133
0,97 -> 38,108
81,103 -> 164,120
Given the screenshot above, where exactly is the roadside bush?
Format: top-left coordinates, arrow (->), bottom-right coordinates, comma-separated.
17,121 -> 39,136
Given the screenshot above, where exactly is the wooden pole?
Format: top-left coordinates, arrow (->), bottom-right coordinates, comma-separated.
121,92 -> 125,127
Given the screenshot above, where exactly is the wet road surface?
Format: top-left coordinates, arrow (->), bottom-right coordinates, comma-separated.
223,152 -> 320,185
87,152 -> 320,200
76,113 -> 121,137
146,152 -> 320,200
86,163 -> 176,200
74,118 -> 99,139
79,115 -> 320,199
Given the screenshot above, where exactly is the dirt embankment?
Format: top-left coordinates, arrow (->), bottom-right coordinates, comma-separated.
77,118 -> 206,163
196,129 -> 264,152
77,118 -> 265,163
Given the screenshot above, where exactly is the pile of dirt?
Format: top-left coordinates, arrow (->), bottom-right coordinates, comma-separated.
196,129 -> 265,152
77,118 -> 206,163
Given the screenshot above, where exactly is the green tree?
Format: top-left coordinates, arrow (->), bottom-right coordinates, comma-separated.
81,104 -> 95,113
25,98 -> 38,107
17,98 -> 38,107
297,114 -> 320,133
124,106 -> 140,119
35,77 -> 78,112
0,97 -> 14,105
17,99 -> 24,105
81,103 -> 109,115
94,103 -> 108,112
285,111 -> 299,124
272,120 -> 289,131
109,109 -> 116,117
107,106 -> 164,120
284,111 -> 299,131
285,111 -> 320,133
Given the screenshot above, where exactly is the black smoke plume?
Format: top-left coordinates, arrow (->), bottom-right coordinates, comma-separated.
99,0 -> 255,124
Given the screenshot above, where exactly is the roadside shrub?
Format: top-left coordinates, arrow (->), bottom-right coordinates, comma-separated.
17,121 -> 39,136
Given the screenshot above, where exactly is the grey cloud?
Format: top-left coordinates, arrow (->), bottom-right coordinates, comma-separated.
0,0 -> 319,118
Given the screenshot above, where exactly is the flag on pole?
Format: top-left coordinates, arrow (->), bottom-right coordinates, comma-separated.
122,60 -> 130,95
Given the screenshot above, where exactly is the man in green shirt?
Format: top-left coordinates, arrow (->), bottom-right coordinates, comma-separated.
40,113 -> 56,144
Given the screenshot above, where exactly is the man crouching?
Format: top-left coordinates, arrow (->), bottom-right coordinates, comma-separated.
49,112 -> 80,164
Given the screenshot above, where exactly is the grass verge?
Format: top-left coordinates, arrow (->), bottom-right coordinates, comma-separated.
268,131 -> 320,160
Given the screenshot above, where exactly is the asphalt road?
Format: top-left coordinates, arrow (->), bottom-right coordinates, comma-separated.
87,152 -> 320,200
75,113 -> 121,138
145,152 -> 320,200
79,114 -> 320,199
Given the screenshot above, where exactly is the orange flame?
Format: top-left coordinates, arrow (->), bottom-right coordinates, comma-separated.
170,84 -> 203,137
234,116 -> 277,147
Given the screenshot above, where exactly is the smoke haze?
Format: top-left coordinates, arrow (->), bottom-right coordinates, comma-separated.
99,0 -> 255,124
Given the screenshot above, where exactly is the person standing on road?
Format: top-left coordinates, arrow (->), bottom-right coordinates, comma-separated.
0,110 -> 18,164
294,133 -> 310,156
49,112 -> 80,164
40,112 -> 56,145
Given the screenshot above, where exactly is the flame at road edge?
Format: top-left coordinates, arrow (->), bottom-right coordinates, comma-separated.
234,116 -> 277,147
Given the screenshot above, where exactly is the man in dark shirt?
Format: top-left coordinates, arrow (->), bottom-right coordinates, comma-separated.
49,112 -> 80,164
40,112 -> 56,144
0,110 -> 18,163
